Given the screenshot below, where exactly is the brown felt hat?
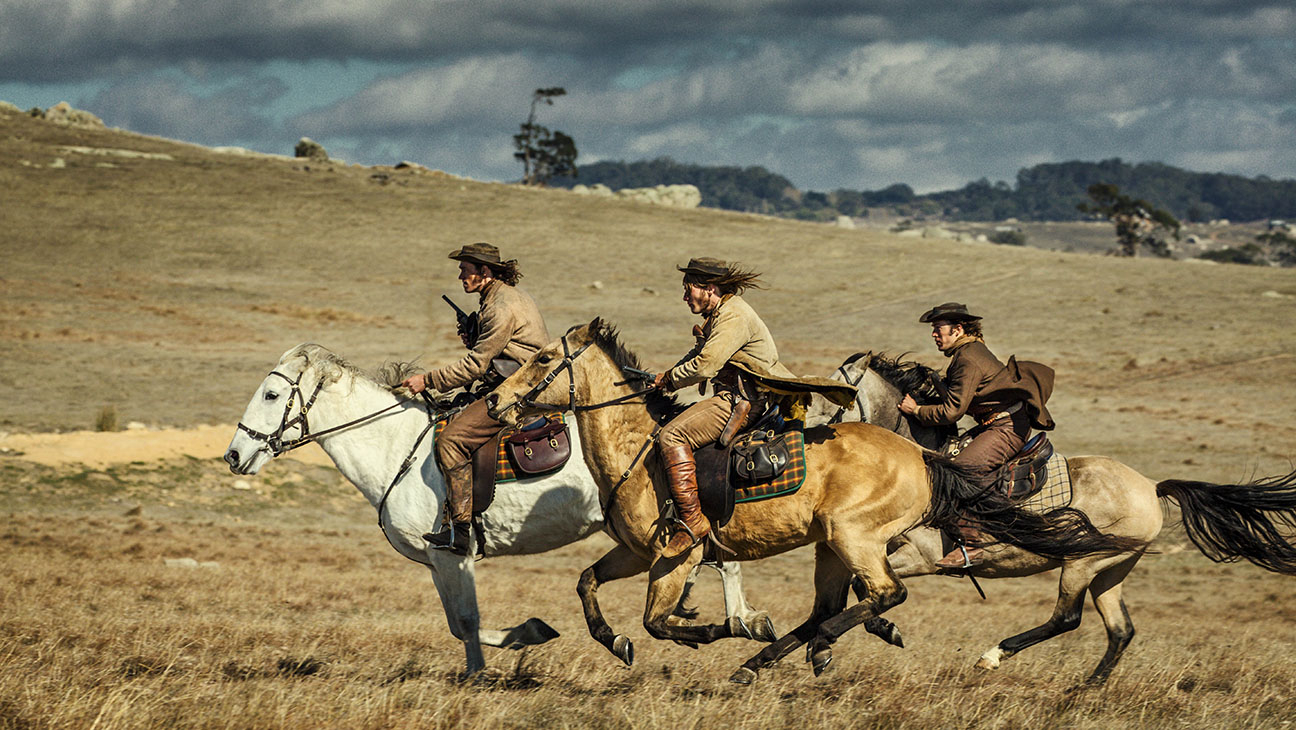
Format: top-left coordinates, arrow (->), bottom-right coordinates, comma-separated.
448,242 -> 502,266
919,302 -> 982,324
677,257 -> 731,280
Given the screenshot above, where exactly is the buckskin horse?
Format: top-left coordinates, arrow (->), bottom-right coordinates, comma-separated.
805,351 -> 1296,684
224,343 -> 776,677
484,321 -> 1143,683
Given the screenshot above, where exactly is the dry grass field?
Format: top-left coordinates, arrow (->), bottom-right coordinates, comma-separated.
3,107 -> 1296,729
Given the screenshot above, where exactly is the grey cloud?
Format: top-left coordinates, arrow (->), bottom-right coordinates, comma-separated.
87,73 -> 287,146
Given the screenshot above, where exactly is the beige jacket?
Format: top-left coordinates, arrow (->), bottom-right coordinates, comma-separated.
667,294 -> 794,391
427,280 -> 549,392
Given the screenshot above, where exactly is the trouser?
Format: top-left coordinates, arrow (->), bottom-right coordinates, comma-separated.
435,398 -> 504,523
658,393 -> 737,452
951,409 -> 1031,486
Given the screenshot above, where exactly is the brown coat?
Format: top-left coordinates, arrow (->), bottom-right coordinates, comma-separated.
913,336 -> 1055,431
427,280 -> 549,392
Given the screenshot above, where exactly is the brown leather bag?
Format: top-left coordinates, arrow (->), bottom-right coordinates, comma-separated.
505,419 -> 571,476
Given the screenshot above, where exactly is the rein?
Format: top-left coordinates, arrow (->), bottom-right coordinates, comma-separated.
494,333 -> 658,416
829,362 -> 869,425
236,369 -> 409,457
237,367 -> 447,567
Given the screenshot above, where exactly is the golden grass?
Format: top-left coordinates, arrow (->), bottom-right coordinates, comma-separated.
3,108 -> 1296,728
2,459 -> 1295,729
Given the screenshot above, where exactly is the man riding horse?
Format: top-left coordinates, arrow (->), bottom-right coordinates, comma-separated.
400,242 -> 549,555
897,302 -> 1054,568
650,257 -> 798,559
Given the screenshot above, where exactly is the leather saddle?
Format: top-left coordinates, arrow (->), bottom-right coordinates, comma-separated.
995,432 -> 1054,501
695,405 -> 795,528
470,414 -> 572,517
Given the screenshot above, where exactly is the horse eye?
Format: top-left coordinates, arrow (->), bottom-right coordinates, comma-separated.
264,391 -> 279,401
538,353 -> 555,365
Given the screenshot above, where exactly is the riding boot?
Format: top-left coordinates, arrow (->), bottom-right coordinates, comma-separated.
660,444 -> 710,559
423,463 -> 474,556
935,523 -> 985,569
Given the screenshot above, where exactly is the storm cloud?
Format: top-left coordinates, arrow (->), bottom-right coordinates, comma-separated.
3,0 -> 1292,192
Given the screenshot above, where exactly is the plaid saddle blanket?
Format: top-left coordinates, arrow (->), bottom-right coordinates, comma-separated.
731,430 -> 809,503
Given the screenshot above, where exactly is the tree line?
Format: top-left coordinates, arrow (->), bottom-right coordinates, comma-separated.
548,157 -> 1296,223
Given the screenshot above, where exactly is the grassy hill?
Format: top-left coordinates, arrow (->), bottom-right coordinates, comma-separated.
3,107 -> 1296,480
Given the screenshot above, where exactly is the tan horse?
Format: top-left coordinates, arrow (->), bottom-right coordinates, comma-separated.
809,352 -> 1296,685
484,320 -> 1142,683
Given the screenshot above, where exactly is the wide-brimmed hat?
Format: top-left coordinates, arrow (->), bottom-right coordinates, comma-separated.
449,242 -> 502,266
677,257 -> 731,280
919,302 -> 982,324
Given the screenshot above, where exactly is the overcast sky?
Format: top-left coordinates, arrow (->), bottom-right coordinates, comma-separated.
2,1 -> 1293,193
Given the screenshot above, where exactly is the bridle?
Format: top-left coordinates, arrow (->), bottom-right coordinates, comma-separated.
493,333 -> 656,417
235,365 -> 442,566
236,368 -> 408,458
828,361 -> 869,425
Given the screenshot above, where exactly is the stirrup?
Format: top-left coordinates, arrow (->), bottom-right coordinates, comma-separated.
423,522 -> 472,556
936,543 -> 980,570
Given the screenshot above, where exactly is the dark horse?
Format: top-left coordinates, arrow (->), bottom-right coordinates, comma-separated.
806,351 -> 1296,684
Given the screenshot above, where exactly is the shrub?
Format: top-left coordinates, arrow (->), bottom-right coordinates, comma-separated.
95,406 -> 119,432
989,230 -> 1027,246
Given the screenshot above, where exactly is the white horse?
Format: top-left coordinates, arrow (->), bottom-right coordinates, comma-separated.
224,344 -> 774,676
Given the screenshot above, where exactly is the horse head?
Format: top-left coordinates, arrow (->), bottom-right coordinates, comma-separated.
224,343 -> 345,475
485,319 -> 605,428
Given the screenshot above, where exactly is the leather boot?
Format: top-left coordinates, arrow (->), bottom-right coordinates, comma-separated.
660,444 -> 710,559
935,523 -> 985,569
423,463 -> 474,556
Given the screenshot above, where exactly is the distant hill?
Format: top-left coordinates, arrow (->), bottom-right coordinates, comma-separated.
551,157 -> 1296,223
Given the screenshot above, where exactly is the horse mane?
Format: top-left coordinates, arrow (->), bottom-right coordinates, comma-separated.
288,343 -> 417,390
866,352 -> 943,405
586,319 -> 680,419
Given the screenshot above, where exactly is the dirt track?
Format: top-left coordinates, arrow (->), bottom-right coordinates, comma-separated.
0,426 -> 331,468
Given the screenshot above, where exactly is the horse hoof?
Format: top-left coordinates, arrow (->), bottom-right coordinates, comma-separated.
727,615 -> 753,640
975,647 -> 1003,671
974,657 -> 998,671
811,649 -> 833,677
523,617 -> 561,644
729,667 -> 758,685
881,624 -> 904,649
751,614 -> 778,643
611,635 -> 634,667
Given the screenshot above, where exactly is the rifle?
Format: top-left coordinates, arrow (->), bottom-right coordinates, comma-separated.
441,294 -> 479,348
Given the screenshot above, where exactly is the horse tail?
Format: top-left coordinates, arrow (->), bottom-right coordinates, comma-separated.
922,453 -> 1144,560
1156,470 -> 1296,574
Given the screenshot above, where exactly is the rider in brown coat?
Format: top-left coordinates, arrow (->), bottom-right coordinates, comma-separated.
400,242 -> 549,555
899,302 -> 1052,568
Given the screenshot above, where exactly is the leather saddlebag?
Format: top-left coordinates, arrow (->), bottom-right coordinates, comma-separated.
506,419 -> 571,476
731,430 -> 791,483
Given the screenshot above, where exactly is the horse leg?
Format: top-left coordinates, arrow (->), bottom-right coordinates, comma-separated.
710,561 -> 778,642
804,541 -> 908,676
1083,556 -> 1141,685
578,544 -> 650,667
423,557 -> 486,677
975,560 -> 1095,671
858,534 -> 937,648
730,543 -> 853,684
642,551 -> 740,646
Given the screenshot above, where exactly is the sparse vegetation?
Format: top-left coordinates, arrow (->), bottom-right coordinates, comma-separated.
95,405 -> 119,432
1079,183 -> 1181,257
513,87 -> 577,186
988,230 -> 1027,246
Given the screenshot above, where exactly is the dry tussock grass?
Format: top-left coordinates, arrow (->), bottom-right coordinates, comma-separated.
3,108 -> 1296,728
3,459 -> 1296,729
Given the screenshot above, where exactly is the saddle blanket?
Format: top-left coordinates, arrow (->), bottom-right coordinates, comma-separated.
433,412 -> 567,485
1017,452 -> 1073,513
732,431 -> 808,503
